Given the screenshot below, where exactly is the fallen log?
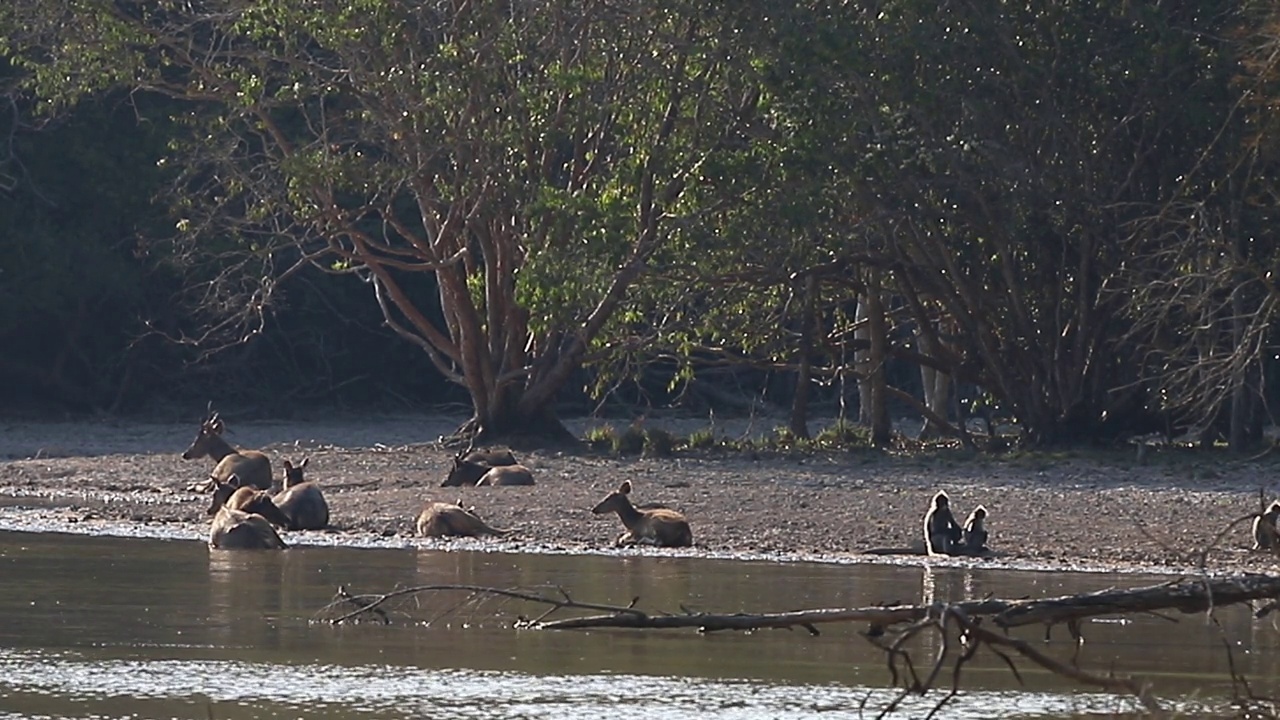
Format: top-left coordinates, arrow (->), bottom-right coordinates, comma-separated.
319,573 -> 1280,632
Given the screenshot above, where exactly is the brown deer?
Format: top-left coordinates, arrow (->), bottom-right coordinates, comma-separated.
209,506 -> 287,549
474,464 -> 535,486
182,407 -> 272,492
591,480 -> 693,548
272,458 -> 330,531
440,445 -> 520,487
416,501 -> 510,537
207,475 -> 293,529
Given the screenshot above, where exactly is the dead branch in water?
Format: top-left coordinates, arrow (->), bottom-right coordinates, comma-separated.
319,574 -> 1280,716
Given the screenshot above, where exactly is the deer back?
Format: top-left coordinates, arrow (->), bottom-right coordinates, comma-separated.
474,464 -> 535,487
273,483 -> 330,531
209,507 -> 287,550
416,502 -> 508,537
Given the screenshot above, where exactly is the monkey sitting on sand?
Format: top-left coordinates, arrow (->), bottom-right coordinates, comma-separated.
1252,501 -> 1280,552
923,491 -> 963,556
961,505 -> 989,555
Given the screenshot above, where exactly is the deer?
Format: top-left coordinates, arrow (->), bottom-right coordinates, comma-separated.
181,406 -> 272,493
591,480 -> 693,548
207,474 -> 293,529
272,458 -> 330,531
416,501 -> 510,537
440,442 -> 522,487
208,506 -> 287,550
473,464 -> 535,486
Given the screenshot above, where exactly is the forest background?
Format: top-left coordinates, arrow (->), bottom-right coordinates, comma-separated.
2,1 -> 1280,450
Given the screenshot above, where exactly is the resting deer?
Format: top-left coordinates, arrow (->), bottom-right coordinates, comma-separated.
209,506 -> 287,550
440,444 -> 521,487
474,464 -> 535,486
272,458 -> 330,530
182,407 -> 272,492
416,501 -> 510,537
207,474 -> 292,529
591,480 -> 693,548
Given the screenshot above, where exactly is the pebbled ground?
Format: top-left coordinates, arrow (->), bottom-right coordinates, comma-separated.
1,412 -> 1278,575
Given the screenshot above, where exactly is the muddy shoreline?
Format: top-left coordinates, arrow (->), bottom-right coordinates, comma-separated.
2,413 -> 1279,576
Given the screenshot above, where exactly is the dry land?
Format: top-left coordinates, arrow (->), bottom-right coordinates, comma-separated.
1,412 -> 1278,575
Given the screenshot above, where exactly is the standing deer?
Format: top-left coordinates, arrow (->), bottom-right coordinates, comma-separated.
591,481 -> 693,548
207,474 -> 293,529
209,506 -> 287,550
416,501 -> 510,537
272,458 -> 330,531
182,407 -> 272,492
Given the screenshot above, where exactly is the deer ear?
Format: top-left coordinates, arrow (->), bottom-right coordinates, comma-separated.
300,457 -> 310,468
227,474 -> 242,488
283,460 -> 293,471
619,480 -> 632,495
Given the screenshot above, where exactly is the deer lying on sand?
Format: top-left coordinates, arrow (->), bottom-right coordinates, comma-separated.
207,474 -> 292,529
209,507 -> 287,549
182,407 -> 272,492
440,444 -> 534,487
272,458 -> 330,530
416,501 -> 510,537
474,465 -> 535,486
591,480 -> 692,548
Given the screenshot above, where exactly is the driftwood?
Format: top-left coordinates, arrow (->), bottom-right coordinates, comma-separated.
317,574 -> 1280,717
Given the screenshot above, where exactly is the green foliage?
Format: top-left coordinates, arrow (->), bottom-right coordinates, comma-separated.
686,427 -> 717,450
643,428 -> 677,458
814,420 -> 870,449
584,424 -> 616,451
612,425 -> 646,456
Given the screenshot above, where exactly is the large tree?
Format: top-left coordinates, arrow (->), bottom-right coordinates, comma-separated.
1,1 -> 763,439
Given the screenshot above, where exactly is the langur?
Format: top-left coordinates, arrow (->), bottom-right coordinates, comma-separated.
962,505 -> 989,554
923,491 -> 963,556
1252,501 -> 1280,551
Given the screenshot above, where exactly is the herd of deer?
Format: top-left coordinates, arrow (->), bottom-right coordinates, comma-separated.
183,410 -> 694,550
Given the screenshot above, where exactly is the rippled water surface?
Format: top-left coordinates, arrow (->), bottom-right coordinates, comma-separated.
0,530 -> 1276,718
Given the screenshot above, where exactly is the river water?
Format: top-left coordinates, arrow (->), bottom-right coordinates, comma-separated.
0,530 -> 1276,719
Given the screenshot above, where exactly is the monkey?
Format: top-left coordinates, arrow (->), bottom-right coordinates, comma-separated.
923,490 -> 963,556
1252,501 -> 1280,551
961,505 -> 989,555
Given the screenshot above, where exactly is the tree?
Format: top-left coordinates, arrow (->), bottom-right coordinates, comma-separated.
1,1 -> 765,439
738,0 -> 1245,446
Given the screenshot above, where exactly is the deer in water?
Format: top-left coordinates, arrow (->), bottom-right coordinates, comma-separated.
416,501 -> 510,537
591,480 -> 693,548
207,474 -> 293,529
440,443 -> 533,487
272,458 -> 330,531
182,406 -> 272,492
209,506 -> 287,550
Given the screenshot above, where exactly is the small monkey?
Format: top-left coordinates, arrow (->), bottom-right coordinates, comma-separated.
962,505 -> 989,554
923,491 -> 963,556
1252,501 -> 1280,551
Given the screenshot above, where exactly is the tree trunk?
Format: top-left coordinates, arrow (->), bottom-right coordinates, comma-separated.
866,272 -> 892,446
916,323 -> 951,440
789,275 -> 817,440
854,293 -> 874,426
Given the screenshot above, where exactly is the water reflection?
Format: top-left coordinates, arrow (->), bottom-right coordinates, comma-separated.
0,530 -> 1276,719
